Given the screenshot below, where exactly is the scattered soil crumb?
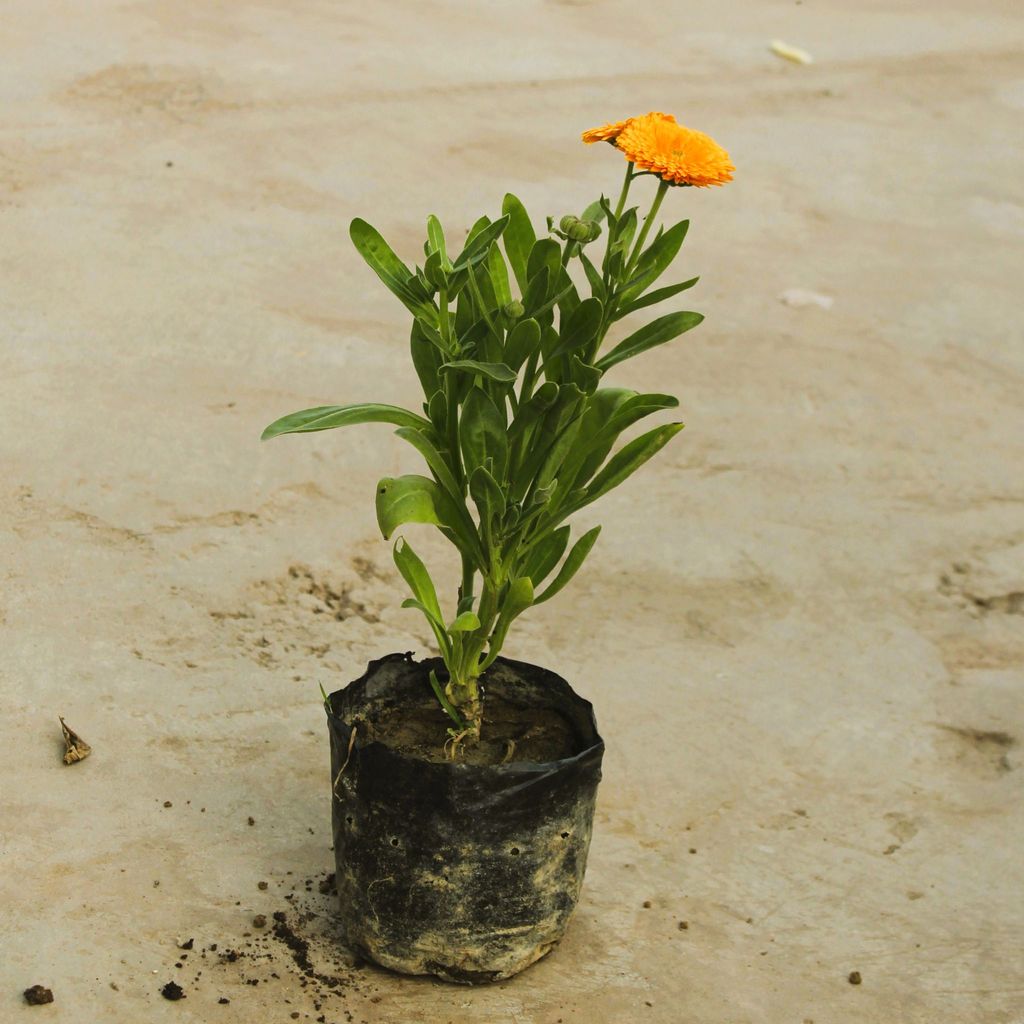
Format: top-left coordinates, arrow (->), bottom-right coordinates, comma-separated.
164,800 -> 173,808
24,985 -> 54,1005
160,981 -> 185,1000
678,921 -> 689,930
178,937 -> 194,950
253,914 -> 267,928
248,816 -> 256,826
258,880 -> 269,890
642,900 -> 652,908
848,971 -> 862,985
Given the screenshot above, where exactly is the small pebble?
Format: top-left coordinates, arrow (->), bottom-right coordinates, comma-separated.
642,900 -> 652,908
163,801 -> 172,808
248,816 -> 255,826
678,920 -> 689,930
258,881 -> 269,891
848,971 -> 862,985
218,996 -> 230,1004
253,914 -> 267,929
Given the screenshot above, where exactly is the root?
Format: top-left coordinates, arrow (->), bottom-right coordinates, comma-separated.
332,724 -> 358,795
444,727 -> 474,761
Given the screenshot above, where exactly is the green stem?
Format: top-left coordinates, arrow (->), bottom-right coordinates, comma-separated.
625,179 -> 669,281
613,162 -> 634,220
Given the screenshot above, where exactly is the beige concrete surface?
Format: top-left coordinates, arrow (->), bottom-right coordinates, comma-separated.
3,2 -> 1024,1021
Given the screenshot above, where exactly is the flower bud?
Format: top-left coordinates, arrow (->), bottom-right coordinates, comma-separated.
502,300 -> 525,320
560,214 -> 600,243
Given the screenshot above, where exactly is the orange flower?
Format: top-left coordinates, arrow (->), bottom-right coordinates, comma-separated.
581,112 -> 677,145
581,119 -> 632,144
615,112 -> 734,187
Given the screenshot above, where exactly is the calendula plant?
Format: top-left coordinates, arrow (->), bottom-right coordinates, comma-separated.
264,112 -> 733,744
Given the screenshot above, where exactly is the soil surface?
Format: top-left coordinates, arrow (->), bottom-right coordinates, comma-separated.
3,2 -> 1023,1023
366,692 -> 579,765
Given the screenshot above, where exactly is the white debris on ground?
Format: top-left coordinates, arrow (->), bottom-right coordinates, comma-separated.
779,288 -> 834,310
770,40 -> 814,65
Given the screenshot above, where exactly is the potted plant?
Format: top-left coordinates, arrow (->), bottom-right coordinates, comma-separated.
262,112 -> 733,983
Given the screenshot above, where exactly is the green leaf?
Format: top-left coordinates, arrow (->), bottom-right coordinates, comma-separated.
504,318 -> 541,371
427,390 -> 447,434
613,277 -> 699,321
376,475 -> 447,540
581,198 -> 606,223
502,194 -> 537,293
619,219 -> 690,303
401,597 -> 447,636
610,208 -> 637,256
564,393 -> 680,493
569,354 -> 602,394
507,380 -> 559,473
448,611 -> 481,633
522,267 -> 550,316
527,239 -> 562,300
349,218 -> 438,327
393,427 -> 462,502
534,411 -> 583,492
514,384 -> 584,500
555,265 -> 581,320
452,215 -> 510,272
548,297 -> 603,360
460,386 -> 508,480
595,311 -> 704,372
579,424 -> 684,508
486,243 -> 512,308
394,540 -> 452,662
456,318 -> 490,357
392,537 -> 443,624
410,321 -> 443,397
534,526 -> 601,604
262,403 -> 429,440
439,360 -> 518,384
426,214 -> 450,269
422,250 -> 444,290
579,251 -> 606,301
521,525 -> 571,585
469,464 -> 504,547
429,668 -> 466,729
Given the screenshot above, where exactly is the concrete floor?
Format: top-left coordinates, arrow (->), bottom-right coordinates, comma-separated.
3,2 -> 1023,1021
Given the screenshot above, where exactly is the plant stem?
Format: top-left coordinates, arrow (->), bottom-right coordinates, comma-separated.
625,179 -> 669,280
613,162 -> 634,220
